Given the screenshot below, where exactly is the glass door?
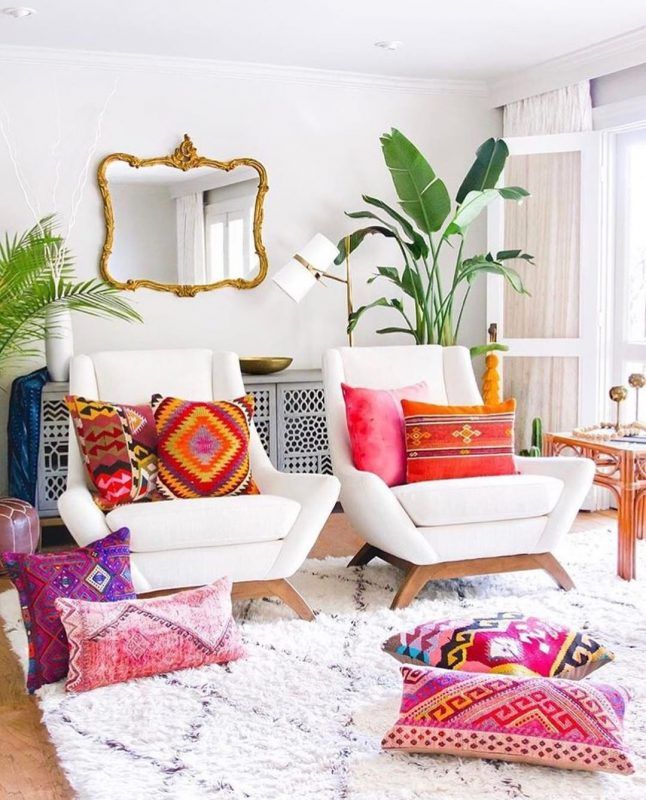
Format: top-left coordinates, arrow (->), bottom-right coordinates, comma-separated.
487,132 -> 603,450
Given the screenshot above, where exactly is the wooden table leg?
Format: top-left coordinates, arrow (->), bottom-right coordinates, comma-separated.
617,451 -> 637,580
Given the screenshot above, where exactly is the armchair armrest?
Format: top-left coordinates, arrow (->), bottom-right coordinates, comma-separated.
58,486 -> 111,547
514,455 -> 595,553
335,465 -> 440,566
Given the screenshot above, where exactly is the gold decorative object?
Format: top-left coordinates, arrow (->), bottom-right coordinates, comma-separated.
629,373 -> 646,422
609,385 -> 628,430
239,356 -> 293,375
97,134 -> 269,297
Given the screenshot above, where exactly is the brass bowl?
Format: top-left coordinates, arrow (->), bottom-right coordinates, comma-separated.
239,356 -> 293,375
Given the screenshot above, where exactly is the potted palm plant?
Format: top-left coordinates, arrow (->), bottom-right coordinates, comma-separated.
0,215 -> 141,379
337,130 -> 534,357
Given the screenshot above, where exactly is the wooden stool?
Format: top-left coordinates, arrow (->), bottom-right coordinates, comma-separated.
0,498 -> 40,572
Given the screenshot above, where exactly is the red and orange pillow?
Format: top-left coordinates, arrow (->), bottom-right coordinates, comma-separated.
342,385 -> 517,483
151,394 -> 259,499
401,398 -> 517,482
67,393 -> 259,506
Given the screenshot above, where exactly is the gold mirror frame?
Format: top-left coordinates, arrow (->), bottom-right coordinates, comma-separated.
97,134 -> 269,297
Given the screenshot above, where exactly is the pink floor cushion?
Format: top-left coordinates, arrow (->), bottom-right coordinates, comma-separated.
1,528 -> 135,692
56,577 -> 246,692
341,381 -> 429,486
383,666 -> 634,774
383,612 -> 614,680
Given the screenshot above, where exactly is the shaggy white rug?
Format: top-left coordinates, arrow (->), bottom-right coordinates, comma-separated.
1,527 -> 646,800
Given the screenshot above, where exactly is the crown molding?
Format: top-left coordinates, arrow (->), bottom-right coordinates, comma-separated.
0,45 -> 487,97
489,25 -> 646,107
593,93 -> 646,130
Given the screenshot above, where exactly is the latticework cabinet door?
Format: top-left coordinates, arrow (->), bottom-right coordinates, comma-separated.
244,383 -> 277,465
37,385 -> 70,516
277,382 -> 332,474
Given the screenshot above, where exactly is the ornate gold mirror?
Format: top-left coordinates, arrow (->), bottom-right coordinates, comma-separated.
98,135 -> 269,296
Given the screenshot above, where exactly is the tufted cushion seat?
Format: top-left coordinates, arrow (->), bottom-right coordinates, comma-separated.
106,495 -> 301,553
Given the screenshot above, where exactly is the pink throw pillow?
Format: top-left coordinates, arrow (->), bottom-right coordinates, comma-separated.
342,381 -> 429,486
56,577 -> 245,692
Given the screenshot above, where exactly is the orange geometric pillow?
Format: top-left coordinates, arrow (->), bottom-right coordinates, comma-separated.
152,394 -> 259,499
401,398 -> 516,482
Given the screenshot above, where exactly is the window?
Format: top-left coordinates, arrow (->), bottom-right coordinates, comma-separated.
613,128 -> 646,388
204,190 -> 256,281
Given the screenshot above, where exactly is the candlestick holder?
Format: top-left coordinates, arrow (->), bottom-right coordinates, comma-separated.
609,385 -> 628,430
628,373 -> 646,423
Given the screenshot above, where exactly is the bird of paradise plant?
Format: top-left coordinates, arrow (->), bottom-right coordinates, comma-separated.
336,130 -> 534,357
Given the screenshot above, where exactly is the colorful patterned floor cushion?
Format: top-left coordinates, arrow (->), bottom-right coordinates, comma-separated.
1,528 -> 135,692
341,381 -> 430,486
65,396 -> 158,511
56,577 -> 246,692
152,394 -> 259,499
401,398 -> 516,481
382,666 -> 634,774
383,612 -> 614,680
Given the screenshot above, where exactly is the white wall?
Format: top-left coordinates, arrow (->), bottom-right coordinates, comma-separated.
0,58 -> 500,492
110,183 -> 177,283
591,63 -> 646,108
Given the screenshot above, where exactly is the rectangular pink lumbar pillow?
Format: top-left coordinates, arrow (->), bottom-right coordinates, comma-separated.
383,665 -> 634,775
342,381 -> 429,486
56,577 -> 245,692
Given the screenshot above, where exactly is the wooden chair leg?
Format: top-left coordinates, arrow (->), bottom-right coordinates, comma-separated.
232,578 -> 315,621
348,543 -> 379,568
390,565 -> 434,610
269,579 -> 315,621
532,553 -> 575,591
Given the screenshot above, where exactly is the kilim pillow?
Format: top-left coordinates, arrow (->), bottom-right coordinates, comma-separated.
56,577 -> 246,692
342,381 -> 430,486
152,394 -> 259,499
401,398 -> 516,482
1,528 -> 135,692
65,396 -> 159,511
382,666 -> 634,774
383,612 -> 615,680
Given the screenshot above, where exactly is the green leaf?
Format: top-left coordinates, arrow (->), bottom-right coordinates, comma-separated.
380,128 -> 450,234
335,225 -> 398,264
342,209 -> 423,261
445,189 -> 499,236
346,297 -> 393,333
456,138 -> 509,205
469,342 -> 510,358
376,326 -> 417,337
400,264 -> 424,303
498,186 -> 530,201
367,266 -> 402,285
361,195 -> 429,258
496,249 -> 534,263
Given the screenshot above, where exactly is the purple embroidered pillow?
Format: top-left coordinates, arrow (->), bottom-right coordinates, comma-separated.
383,666 -> 634,774
56,578 -> 246,692
1,528 -> 135,692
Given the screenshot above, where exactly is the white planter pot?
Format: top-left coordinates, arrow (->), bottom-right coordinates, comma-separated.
45,306 -> 74,382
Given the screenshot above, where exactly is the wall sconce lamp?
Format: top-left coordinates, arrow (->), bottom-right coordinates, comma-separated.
272,233 -> 355,345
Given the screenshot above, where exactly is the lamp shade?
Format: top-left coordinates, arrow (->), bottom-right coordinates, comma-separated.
273,233 -> 339,302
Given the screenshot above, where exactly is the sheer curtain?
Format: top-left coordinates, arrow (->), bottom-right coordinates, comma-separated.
176,193 -> 206,284
503,81 -> 592,136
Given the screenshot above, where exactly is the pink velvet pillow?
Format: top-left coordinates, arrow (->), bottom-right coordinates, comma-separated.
342,381 -> 429,486
55,577 -> 245,692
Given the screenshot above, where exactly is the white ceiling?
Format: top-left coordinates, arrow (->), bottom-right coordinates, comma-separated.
1,0 -> 646,83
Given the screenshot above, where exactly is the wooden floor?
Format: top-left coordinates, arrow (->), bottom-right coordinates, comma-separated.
0,510 -> 616,799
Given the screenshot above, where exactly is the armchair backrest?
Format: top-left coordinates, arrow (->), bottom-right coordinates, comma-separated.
66,348 -> 270,489
322,345 -> 482,475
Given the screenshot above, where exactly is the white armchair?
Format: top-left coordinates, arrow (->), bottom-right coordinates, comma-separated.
58,349 -> 340,619
323,344 -> 594,609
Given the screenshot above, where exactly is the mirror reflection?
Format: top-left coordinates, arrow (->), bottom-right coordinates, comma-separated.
107,162 -> 261,287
